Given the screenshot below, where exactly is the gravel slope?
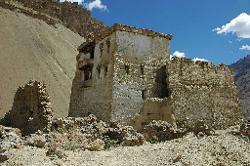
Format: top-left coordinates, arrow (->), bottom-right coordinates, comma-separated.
0,7 -> 84,117
3,131 -> 250,166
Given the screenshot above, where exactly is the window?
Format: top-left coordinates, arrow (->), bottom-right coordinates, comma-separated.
140,64 -> 144,75
82,42 -> 95,59
90,48 -> 94,59
83,64 -> 93,81
154,66 -> 170,98
125,64 -> 130,75
104,66 -> 108,76
142,89 -> 146,99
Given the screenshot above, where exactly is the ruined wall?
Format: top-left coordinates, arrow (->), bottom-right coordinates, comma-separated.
131,98 -> 175,131
111,31 -> 171,122
1,80 -> 53,135
169,57 -> 243,129
69,34 -> 116,121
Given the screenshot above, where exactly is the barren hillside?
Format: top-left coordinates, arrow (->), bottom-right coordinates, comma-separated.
230,55 -> 250,119
0,7 -> 84,117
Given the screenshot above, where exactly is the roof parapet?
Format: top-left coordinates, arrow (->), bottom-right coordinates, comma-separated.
78,23 -> 173,51
171,57 -> 231,72
111,23 -> 173,40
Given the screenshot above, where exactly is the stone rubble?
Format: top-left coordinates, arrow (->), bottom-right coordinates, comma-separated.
143,119 -> 216,142
143,120 -> 184,142
0,125 -> 22,163
0,115 -> 249,164
47,115 -> 145,151
240,120 -> 250,139
0,125 -> 22,152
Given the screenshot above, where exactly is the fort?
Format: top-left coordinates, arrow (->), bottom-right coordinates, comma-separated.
68,24 -> 243,130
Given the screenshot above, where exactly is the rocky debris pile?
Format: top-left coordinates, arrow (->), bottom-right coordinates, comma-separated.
177,119 -> 215,136
240,120 -> 250,139
143,119 -> 216,142
45,115 -> 145,151
4,114 -> 144,154
0,116 -> 249,163
46,144 -> 68,160
0,114 -> 145,162
143,120 -> 185,142
107,122 -> 145,146
1,80 -> 53,135
0,125 -> 22,162
0,126 -> 22,151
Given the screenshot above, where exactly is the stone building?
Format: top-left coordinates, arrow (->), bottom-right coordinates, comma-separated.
69,24 -> 243,130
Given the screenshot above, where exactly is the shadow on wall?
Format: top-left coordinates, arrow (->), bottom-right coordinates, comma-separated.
154,66 -> 171,98
68,70 -> 83,117
131,98 -> 176,131
0,80 -> 53,135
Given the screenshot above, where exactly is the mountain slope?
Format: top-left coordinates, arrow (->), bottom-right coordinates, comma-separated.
0,7 -> 84,117
230,55 -> 250,119
10,0 -> 108,39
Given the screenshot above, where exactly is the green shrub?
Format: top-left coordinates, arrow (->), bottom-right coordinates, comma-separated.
104,140 -> 116,150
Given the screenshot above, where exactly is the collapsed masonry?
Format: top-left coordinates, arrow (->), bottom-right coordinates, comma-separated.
69,24 -> 243,130
1,80 -> 53,135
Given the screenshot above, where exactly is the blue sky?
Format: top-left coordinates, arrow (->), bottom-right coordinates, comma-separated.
85,0 -> 250,65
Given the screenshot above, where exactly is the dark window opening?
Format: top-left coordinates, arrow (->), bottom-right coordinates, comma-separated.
142,89 -> 146,99
82,64 -> 93,81
154,66 -> 171,98
125,64 -> 130,75
104,66 -> 108,76
140,64 -> 144,75
81,42 -> 95,59
90,48 -> 94,59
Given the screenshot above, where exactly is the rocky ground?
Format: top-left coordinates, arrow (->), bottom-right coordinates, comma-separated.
1,129 -> 250,166
0,114 -> 249,166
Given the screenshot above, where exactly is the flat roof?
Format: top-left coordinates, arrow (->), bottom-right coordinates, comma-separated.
111,23 -> 172,40
78,23 -> 173,51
